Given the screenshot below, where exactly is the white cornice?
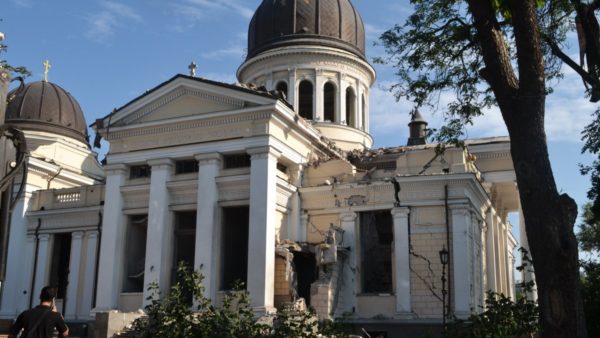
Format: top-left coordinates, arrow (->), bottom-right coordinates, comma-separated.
28,157 -> 99,186
104,109 -> 273,139
100,77 -> 277,127
238,46 -> 376,85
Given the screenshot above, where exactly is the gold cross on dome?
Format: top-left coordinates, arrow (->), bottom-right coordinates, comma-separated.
43,60 -> 51,82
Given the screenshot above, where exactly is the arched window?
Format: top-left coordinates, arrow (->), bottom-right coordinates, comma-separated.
276,81 -> 288,99
323,82 -> 336,122
299,80 -> 314,120
346,87 -> 356,127
361,94 -> 366,130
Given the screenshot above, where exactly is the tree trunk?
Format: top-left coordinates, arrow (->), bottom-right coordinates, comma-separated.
464,0 -> 588,335
503,97 -> 587,338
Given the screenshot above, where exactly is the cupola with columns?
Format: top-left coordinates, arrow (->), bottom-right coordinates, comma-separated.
237,0 -> 376,152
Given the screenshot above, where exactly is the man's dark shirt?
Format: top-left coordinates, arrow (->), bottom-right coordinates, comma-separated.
9,305 -> 68,338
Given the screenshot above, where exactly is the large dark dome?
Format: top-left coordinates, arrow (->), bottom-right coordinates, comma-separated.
247,0 -> 366,60
5,81 -> 89,145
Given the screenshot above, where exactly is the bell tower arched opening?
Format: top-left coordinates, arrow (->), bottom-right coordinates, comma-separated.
324,82 -> 336,122
299,80 -> 314,120
276,81 -> 288,100
346,87 -> 356,128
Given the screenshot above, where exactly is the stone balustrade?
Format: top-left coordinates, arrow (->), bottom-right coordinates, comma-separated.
31,185 -> 105,211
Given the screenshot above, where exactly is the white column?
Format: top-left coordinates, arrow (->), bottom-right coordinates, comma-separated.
498,222 -> 507,294
391,207 -> 412,318
194,153 -> 221,303
0,191 -> 33,318
288,68 -> 297,111
451,206 -> 472,318
493,216 -> 504,294
485,209 -> 497,293
289,164 -> 304,243
339,212 -> 357,313
32,234 -> 53,302
19,235 -> 36,313
80,231 -> 98,319
519,208 -> 537,301
247,146 -> 280,314
143,159 -> 173,306
65,231 -> 84,320
315,70 -> 325,122
95,164 -> 127,311
353,80 -> 360,129
338,74 -> 346,124
364,88 -> 370,132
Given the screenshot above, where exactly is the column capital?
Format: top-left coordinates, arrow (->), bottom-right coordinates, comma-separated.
450,204 -> 471,216
247,146 -> 282,160
72,231 -> 85,240
38,234 -> 51,241
195,153 -> 222,165
391,207 -> 410,217
86,231 -> 99,240
147,158 -> 173,169
340,212 -> 357,222
104,164 -> 128,175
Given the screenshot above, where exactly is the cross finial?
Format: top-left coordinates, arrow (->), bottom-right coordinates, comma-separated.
43,60 -> 51,82
188,61 -> 197,77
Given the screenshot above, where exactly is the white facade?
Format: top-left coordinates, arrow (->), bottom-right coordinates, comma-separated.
0,2 -> 527,336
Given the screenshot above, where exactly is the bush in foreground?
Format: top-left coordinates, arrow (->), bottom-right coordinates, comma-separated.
130,263 -> 351,338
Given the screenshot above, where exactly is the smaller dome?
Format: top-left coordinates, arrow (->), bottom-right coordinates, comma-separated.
5,81 -> 89,145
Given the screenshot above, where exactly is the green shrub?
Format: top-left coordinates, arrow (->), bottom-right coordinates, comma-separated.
130,263 -> 351,338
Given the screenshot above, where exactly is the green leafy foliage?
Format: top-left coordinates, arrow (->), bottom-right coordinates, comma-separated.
0,27 -> 30,77
577,203 -> 600,337
130,263 -> 352,338
376,0 -> 571,144
581,261 -> 600,338
447,249 -> 539,338
577,203 -> 600,252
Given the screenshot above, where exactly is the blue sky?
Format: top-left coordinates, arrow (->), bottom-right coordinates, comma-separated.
1,0 -> 596,232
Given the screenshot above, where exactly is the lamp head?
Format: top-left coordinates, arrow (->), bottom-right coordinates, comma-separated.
439,247 -> 449,265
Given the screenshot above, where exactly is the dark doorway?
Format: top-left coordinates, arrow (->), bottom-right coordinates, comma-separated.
49,233 -> 72,301
293,251 -> 317,306
221,206 -> 249,290
172,211 -> 197,283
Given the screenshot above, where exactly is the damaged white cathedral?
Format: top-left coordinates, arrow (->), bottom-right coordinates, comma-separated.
0,0 -> 532,337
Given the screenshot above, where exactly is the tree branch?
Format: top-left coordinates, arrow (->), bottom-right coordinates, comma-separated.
545,35 -> 600,87
466,0 -> 518,106
509,0 -> 546,97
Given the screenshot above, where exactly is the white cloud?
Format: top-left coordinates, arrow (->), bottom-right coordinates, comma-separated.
368,70 -> 596,147
201,46 -> 245,60
170,0 -> 253,27
10,0 -> 32,8
85,1 -> 143,43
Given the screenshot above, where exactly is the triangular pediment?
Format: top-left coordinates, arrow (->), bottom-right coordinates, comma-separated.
113,87 -> 253,127
103,75 -> 277,128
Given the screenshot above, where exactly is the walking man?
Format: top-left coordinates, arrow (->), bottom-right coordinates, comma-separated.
8,286 -> 69,338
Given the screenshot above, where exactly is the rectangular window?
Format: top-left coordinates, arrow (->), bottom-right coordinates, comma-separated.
172,211 -> 197,284
123,215 -> 148,293
277,162 -> 288,174
175,160 -> 199,175
223,154 -> 251,169
49,233 -> 72,300
221,206 -> 249,290
130,165 -> 151,179
360,210 -> 394,294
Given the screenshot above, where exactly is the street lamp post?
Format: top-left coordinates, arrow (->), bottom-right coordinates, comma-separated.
439,247 -> 449,337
